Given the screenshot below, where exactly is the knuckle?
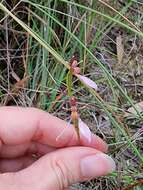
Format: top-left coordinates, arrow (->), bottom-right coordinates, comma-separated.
51,158 -> 74,189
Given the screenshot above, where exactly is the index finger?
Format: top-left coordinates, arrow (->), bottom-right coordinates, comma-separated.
0,107 -> 107,152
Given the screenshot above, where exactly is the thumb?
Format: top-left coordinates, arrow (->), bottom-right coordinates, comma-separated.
1,147 -> 115,190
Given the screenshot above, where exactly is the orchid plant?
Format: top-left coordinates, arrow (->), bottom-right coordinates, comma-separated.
56,56 -> 98,142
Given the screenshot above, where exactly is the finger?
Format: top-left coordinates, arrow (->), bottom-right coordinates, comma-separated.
0,135 -> 107,158
0,142 -> 56,158
80,133 -> 108,153
3,147 -> 115,190
0,156 -> 36,173
0,107 -> 107,153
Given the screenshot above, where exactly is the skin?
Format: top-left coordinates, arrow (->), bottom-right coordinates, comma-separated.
0,107 -> 113,190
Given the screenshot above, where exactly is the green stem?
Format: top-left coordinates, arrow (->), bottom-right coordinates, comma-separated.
66,70 -> 73,97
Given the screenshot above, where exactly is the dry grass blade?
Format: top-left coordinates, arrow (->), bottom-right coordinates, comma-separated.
116,34 -> 124,65
98,0 -> 141,32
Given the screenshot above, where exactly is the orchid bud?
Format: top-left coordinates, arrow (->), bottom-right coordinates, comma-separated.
73,67 -> 81,74
71,60 -> 78,67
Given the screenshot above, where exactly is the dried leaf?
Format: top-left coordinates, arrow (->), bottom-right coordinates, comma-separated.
124,101 -> 143,117
116,34 -> 124,64
76,74 -> 98,91
79,119 -> 91,143
3,76 -> 30,105
12,76 -> 29,94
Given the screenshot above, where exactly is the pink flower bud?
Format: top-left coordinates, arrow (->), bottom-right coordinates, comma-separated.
76,74 -> 98,91
71,60 -> 78,67
79,119 -> 92,143
73,67 -> 81,74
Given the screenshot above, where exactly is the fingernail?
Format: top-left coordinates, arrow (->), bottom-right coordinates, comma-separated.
81,153 -> 116,178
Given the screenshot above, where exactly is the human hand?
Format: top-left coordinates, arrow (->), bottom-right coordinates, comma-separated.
0,107 -> 115,190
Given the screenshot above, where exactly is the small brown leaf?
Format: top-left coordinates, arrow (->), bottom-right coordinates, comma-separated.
124,101 -> 143,117
116,34 -> 124,64
3,76 -> 30,105
12,76 -> 29,94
